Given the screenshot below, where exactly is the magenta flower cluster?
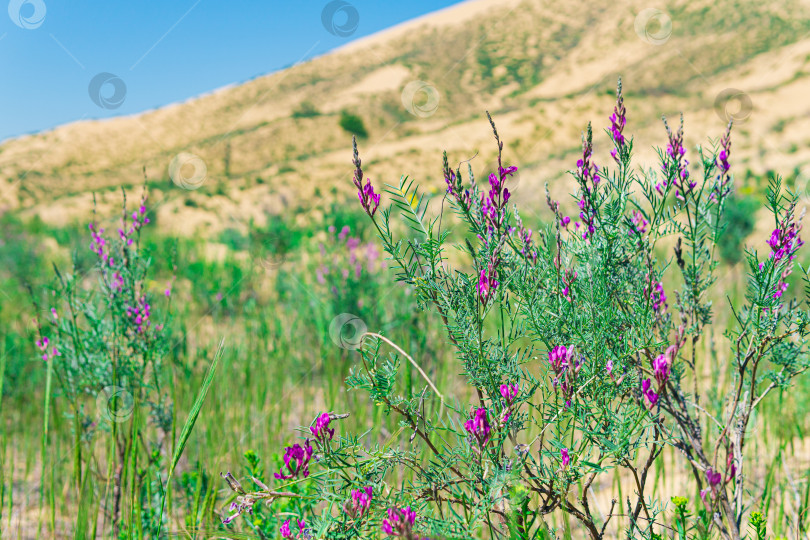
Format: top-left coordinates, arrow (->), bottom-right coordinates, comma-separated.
275,411 -> 337,481
481,165 -> 516,235
464,407 -> 491,447
352,138 -> 380,217
499,382 -> 518,423
274,440 -> 314,480
712,123 -> 733,201
381,506 -> 416,537
609,79 -> 627,163
662,115 -> 695,201
279,518 -> 307,539
118,204 -> 150,246
561,447 -> 570,468
649,280 -> 667,313
515,212 -> 538,264
126,296 -> 153,334
767,222 -> 803,264
346,486 -> 374,518
499,383 -> 518,404
443,158 -> 472,209
575,127 -> 600,240
317,225 -> 382,306
34,336 -> 59,362
700,453 -> 737,504
547,345 -> 581,407
641,379 -> 658,409
641,329 -> 684,409
88,193 -> 156,302
548,345 -> 573,375
89,223 -> 113,267
310,412 -> 335,444
651,352 -> 671,387
765,213 -> 804,300
630,210 -> 648,236
477,260 -> 499,305
561,268 -> 577,302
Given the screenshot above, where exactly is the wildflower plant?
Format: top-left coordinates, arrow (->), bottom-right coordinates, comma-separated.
32,188 -> 173,536
222,79 -> 810,539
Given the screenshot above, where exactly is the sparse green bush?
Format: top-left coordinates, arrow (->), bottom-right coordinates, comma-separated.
339,110 -> 369,138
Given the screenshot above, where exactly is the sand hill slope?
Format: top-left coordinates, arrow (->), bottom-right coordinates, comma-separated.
2,0 -> 810,236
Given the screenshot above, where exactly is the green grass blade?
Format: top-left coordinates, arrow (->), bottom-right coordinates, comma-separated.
156,338 -> 224,537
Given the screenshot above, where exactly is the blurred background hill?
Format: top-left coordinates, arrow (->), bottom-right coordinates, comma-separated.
2,0 -> 809,236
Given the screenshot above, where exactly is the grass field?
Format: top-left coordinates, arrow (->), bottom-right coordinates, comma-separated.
1,167 -> 809,538
3,0 -> 810,537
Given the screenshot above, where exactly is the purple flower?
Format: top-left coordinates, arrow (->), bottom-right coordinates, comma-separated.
310,412 -> 335,444
500,383 -> 518,405
464,407 -> 491,447
561,447 -> 570,468
706,467 -> 722,488
641,378 -> 658,409
35,336 -> 59,361
274,440 -> 314,480
713,122 -> 733,199
648,280 -> 667,312
443,159 -> 458,196
630,210 -> 648,236
606,359 -> 613,375
127,296 -> 153,334
548,346 -> 581,403
764,214 -> 803,300
477,262 -> 499,304
352,138 -> 380,217
480,165 -> 516,234
111,272 -> 124,292
561,269 -> 577,302
347,486 -> 373,518
576,124 -> 599,239
726,450 -> 737,484
280,519 -> 307,539
652,353 -> 670,387
609,78 -> 627,162
662,115 -> 694,201
382,506 -> 417,537
515,212 -> 538,264
767,222 -> 803,263
35,336 -> 49,350
548,345 -> 573,375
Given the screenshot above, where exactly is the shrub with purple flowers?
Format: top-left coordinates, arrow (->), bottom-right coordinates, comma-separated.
221,79 -> 810,539
32,189 -> 174,536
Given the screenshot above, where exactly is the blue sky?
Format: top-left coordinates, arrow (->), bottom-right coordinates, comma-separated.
0,1 -> 464,141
